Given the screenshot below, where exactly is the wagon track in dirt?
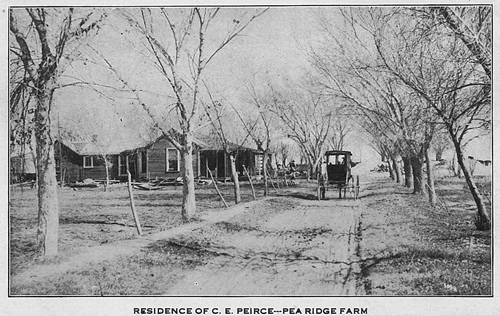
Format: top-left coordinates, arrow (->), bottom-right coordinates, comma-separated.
163,197 -> 364,296
11,195 -> 365,296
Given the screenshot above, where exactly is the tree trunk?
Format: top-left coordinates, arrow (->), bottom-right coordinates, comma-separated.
410,156 -> 424,194
230,154 -> 241,204
424,147 -> 436,206
452,153 -> 462,178
452,139 -> 490,230
381,151 -> 387,163
104,156 -> 110,192
402,156 -> 412,188
387,158 -> 395,180
308,163 -> 314,181
181,134 -> 196,220
35,85 -> 59,257
392,156 -> 401,183
263,151 -> 269,196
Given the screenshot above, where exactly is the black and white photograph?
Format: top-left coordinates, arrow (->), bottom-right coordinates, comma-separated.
4,1 -> 497,315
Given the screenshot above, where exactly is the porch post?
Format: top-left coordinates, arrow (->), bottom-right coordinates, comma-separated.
206,157 -> 209,178
197,150 -> 200,177
224,152 -> 227,180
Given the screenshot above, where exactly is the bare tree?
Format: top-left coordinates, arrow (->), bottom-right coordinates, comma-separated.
10,8 -> 106,256
202,96 -> 254,204
372,7 -> 491,230
329,114 -> 353,151
268,87 -> 335,179
431,129 -> 452,161
239,87 -> 276,196
309,9 -> 437,196
117,8 -> 267,219
420,7 -> 492,80
271,140 -> 296,167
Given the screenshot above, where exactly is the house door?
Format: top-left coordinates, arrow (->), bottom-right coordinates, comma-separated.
217,151 -> 226,178
235,152 -> 250,177
128,154 -> 137,179
201,152 -> 215,178
119,154 -> 137,180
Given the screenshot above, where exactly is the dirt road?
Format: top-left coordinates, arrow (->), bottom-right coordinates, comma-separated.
163,195 -> 364,295
11,186 -> 365,296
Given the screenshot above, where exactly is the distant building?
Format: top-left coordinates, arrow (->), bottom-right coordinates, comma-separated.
10,150 -> 36,183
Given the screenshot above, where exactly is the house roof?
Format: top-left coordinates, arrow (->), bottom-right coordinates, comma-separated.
197,134 -> 260,152
60,129 -> 208,156
62,140 -> 147,156
122,131 -> 208,153
16,129 -> 261,159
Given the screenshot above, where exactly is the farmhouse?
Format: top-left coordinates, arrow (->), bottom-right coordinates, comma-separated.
13,133 -> 268,184
55,134 -> 204,183
197,134 -> 267,181
54,140 -> 144,183
124,134 -> 204,181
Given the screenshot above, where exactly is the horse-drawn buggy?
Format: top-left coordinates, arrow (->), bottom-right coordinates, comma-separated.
317,150 -> 359,200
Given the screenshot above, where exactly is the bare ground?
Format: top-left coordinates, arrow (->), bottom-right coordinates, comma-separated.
163,197 -> 363,295
9,170 -> 491,296
11,194 -> 365,295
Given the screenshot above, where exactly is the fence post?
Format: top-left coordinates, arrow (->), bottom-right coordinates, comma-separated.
127,171 -> 142,235
208,168 -> 229,208
243,165 -> 256,200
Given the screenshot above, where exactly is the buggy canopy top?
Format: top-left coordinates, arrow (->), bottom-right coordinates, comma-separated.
324,150 -> 352,156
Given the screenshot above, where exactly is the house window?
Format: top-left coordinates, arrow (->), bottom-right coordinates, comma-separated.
166,148 -> 179,172
83,156 -> 93,168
